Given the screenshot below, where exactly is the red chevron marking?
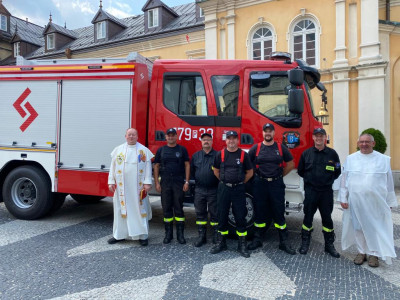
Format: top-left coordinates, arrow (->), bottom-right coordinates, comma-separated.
13,88 -> 31,118
20,102 -> 38,132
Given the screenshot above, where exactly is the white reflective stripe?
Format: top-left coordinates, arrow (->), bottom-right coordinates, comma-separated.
0,72 -> 134,78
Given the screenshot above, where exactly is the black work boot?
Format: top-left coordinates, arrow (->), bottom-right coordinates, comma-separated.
211,225 -> 218,244
237,236 -> 250,258
163,222 -> 173,244
193,225 -> 207,247
278,229 -> 296,255
247,227 -> 264,250
209,232 -> 227,254
323,231 -> 340,258
176,221 -> 186,244
298,229 -> 312,255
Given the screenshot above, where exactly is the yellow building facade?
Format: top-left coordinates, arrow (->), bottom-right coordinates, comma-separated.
197,0 -> 400,185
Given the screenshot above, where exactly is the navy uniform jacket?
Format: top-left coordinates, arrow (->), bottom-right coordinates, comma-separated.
298,146 -> 341,191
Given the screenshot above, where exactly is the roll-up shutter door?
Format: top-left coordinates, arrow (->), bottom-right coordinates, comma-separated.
59,79 -> 131,170
0,81 -> 58,148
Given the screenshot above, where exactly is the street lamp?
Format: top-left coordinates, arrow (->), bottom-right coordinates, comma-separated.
316,82 -> 329,125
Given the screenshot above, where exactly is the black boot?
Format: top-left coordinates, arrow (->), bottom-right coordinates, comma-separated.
323,231 -> 340,258
278,229 -> 296,255
194,225 -> 207,247
176,221 -> 186,244
247,227 -> 264,250
298,229 -> 312,255
163,222 -> 173,244
209,232 -> 227,254
211,225 -> 218,244
237,236 -> 250,258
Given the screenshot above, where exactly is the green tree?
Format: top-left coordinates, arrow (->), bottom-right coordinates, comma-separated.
359,128 -> 387,154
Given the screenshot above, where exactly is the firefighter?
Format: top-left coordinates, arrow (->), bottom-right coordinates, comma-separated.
154,128 -> 190,244
297,127 -> 341,257
247,123 -> 296,255
190,133 -> 219,247
210,130 -> 254,258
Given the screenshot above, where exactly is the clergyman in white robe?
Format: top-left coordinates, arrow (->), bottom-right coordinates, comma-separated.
338,150 -> 398,263
108,141 -> 154,241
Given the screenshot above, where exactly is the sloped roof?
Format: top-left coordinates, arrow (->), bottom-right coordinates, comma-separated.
91,8 -> 127,28
10,16 -> 44,46
26,2 -> 202,59
43,22 -> 78,39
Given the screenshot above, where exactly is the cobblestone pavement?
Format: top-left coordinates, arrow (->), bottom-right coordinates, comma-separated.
0,189 -> 399,300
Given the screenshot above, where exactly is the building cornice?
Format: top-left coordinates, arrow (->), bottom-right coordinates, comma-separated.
197,0 -> 277,13
379,23 -> 400,35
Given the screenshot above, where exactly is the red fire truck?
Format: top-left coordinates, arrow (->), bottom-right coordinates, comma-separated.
0,52 -> 324,225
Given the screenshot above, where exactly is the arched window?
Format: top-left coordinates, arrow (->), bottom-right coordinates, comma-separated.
252,27 -> 273,60
292,19 -> 317,66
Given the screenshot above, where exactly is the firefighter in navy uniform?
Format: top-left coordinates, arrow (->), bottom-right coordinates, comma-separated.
247,123 -> 296,255
210,131 -> 254,258
190,133 -> 219,247
154,128 -> 190,245
297,127 -> 341,257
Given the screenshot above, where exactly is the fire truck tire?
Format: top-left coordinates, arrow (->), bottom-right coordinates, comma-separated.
47,193 -> 67,215
70,194 -> 104,204
227,193 -> 258,238
2,166 -> 52,220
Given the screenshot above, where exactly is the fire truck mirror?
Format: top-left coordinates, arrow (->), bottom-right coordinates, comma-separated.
250,73 -> 271,88
288,89 -> 304,114
288,68 -> 304,86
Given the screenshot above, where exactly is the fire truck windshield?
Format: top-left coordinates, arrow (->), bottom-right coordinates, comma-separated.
250,72 -> 302,128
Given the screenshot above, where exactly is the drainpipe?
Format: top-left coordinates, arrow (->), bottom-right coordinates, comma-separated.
386,0 -> 390,21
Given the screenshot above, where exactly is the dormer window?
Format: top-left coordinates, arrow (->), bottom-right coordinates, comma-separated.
47,34 -> 55,50
199,8 -> 204,18
0,14 -> 7,31
148,8 -> 158,28
14,42 -> 20,57
97,21 -> 106,39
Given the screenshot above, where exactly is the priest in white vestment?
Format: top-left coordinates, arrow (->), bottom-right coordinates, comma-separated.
339,133 -> 398,267
107,128 -> 154,246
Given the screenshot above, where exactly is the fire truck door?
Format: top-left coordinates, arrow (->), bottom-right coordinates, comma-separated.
0,81 -> 58,148
209,75 -> 242,151
153,72 -> 215,155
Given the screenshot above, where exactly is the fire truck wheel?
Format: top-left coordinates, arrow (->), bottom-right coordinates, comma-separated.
70,194 -> 104,204
47,193 -> 67,215
227,193 -> 260,238
2,166 -> 52,220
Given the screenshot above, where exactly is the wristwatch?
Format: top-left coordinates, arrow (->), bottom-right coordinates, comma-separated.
184,181 -> 189,184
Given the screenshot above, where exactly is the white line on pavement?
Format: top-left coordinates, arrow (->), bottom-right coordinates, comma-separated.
49,273 -> 174,300
0,199 -> 113,247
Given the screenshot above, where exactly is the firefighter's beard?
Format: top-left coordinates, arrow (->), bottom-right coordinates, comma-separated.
264,135 -> 273,143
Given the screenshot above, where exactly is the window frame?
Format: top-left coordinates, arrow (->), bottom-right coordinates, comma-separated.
290,18 -> 319,67
251,27 -> 274,61
162,72 -> 208,117
96,21 -> 106,39
249,71 -> 302,127
199,8 -> 204,18
211,75 -> 240,117
47,34 -> 55,50
148,8 -> 159,28
14,42 -> 20,57
0,14 -> 7,31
